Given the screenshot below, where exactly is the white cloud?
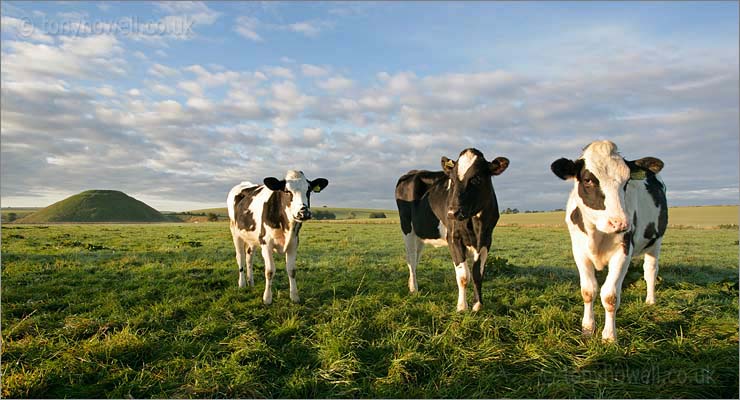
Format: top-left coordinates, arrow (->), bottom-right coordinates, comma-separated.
234,15 -> 262,42
263,66 -> 294,80
301,64 -> 330,77
148,63 -> 180,78
2,34 -> 125,81
288,21 -> 322,37
317,75 -> 354,92
127,88 -> 141,96
1,16 -> 54,43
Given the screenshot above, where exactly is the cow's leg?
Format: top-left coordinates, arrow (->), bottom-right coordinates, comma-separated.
450,243 -> 469,312
600,251 -> 631,342
470,247 -> 488,312
643,239 -> 662,305
285,241 -> 300,303
574,251 -> 598,336
245,246 -> 255,287
233,234 -> 247,288
261,245 -> 276,305
403,232 -> 422,293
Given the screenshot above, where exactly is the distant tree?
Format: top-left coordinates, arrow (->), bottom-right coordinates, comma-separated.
6,212 -> 17,222
207,212 -> 219,222
368,212 -> 386,219
512,208 -> 519,214
347,211 -> 357,219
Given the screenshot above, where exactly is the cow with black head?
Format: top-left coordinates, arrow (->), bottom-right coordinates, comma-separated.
551,140 -> 667,342
395,148 -> 509,311
227,170 -> 328,305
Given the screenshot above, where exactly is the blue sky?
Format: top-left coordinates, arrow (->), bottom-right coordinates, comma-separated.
1,1 -> 738,211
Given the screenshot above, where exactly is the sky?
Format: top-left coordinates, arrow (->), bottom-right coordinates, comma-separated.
1,1 -> 738,212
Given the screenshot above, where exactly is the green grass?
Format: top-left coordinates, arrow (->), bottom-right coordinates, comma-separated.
2,222 -> 738,398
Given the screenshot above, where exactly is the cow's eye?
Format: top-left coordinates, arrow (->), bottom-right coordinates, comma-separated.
583,178 -> 593,185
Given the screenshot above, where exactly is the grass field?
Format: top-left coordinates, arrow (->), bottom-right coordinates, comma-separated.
1,218 -> 738,398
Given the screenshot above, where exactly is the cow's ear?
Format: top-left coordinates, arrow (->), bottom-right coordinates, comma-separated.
630,157 -> 664,174
441,156 -> 456,173
551,158 -> 582,180
263,177 -> 286,191
489,157 -> 509,176
310,178 -> 329,193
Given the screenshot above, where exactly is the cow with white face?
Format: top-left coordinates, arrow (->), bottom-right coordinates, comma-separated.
551,140 -> 667,342
227,170 -> 328,304
396,148 -> 509,312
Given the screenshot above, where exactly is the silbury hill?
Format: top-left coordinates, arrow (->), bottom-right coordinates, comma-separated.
18,190 -> 168,223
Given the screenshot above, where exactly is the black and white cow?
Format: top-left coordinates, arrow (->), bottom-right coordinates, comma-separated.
227,170 -> 328,305
395,148 -> 509,311
551,140 -> 667,342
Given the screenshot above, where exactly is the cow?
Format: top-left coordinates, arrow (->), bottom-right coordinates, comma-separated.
395,148 -> 510,312
227,170 -> 328,305
551,140 -> 667,342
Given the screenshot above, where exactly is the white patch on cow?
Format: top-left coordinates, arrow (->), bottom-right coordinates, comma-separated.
404,231 -> 423,293
456,150 -> 478,180
227,181 -> 257,221
455,261 -> 469,311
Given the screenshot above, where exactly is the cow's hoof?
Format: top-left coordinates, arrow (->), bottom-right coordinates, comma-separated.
263,294 -> 273,305
472,302 -> 482,312
645,297 -> 655,305
582,325 -> 595,337
290,295 -> 301,303
456,304 -> 467,312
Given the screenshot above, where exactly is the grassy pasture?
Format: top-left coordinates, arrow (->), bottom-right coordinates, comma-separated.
1,219 -> 738,398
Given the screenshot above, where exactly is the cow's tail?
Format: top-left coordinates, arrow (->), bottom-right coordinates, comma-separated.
227,181 -> 257,221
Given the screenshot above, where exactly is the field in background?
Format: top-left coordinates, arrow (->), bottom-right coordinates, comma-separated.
1,219 -> 737,398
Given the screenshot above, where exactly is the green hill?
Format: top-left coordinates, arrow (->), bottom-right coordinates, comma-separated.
17,190 -> 168,223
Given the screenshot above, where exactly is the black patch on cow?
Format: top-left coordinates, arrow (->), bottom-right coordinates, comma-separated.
622,212 -> 638,255
410,196 -> 443,239
643,221 -> 659,250
577,168 -> 606,210
644,174 -> 668,237
259,190 -> 291,244
288,269 -> 296,279
622,229 -> 633,255
247,247 -> 252,255
239,267 -> 244,272
570,207 -> 586,233
234,186 -> 263,231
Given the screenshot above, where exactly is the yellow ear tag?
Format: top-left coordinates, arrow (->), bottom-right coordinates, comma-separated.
445,160 -> 455,169
312,186 -> 322,193
630,170 -> 647,180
